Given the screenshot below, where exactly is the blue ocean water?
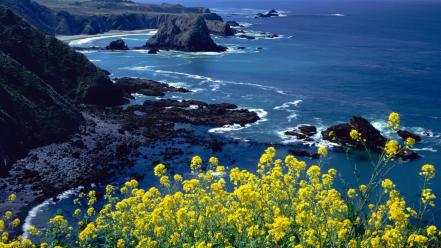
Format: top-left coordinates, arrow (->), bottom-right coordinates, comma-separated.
25,0 -> 441,232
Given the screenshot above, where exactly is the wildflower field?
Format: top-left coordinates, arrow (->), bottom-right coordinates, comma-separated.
1,114 -> 440,247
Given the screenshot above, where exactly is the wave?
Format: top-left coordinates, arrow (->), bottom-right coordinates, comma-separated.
208,108 -> 268,133
274,100 -> 303,110
127,68 -> 287,95
23,187 -> 84,239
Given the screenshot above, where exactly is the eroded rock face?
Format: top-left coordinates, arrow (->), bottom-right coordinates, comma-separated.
146,16 -> 227,52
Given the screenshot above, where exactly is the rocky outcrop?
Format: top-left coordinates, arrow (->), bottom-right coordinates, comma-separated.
256,9 -> 281,18
126,99 -> 259,127
285,125 -> 317,141
0,7 -> 124,106
322,116 -> 420,160
322,116 -> 386,152
114,77 -> 190,98
146,16 -> 227,52
106,39 -> 128,50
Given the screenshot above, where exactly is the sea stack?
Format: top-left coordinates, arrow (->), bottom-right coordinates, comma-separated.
146,15 -> 227,52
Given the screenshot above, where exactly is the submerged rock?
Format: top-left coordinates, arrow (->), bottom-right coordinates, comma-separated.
146,16 -> 227,52
106,39 -> 128,50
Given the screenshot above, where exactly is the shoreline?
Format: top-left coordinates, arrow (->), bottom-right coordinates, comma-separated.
56,29 -> 157,43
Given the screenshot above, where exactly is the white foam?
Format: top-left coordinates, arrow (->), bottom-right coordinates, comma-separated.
238,22 -> 253,27
135,69 -> 286,95
413,147 -> 438,152
209,108 -> 268,133
274,100 -> 303,110
23,187 -> 83,238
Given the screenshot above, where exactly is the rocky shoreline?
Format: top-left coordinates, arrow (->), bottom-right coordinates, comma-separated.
0,77 -> 261,232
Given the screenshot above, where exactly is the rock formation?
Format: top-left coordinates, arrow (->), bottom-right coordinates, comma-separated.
106,39 -> 128,50
146,15 -> 227,52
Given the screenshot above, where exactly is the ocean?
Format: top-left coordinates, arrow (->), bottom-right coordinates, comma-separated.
25,0 -> 441,233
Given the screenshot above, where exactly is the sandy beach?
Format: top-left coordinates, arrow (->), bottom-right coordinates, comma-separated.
56,29 -> 157,43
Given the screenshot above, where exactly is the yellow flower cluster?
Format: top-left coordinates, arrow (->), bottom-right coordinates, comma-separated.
387,112 -> 400,130
0,149 -> 429,247
1,140 -> 439,247
350,129 -> 362,142
384,140 -> 400,158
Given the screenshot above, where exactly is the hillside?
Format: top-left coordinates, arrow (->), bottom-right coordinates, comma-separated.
0,6 -> 124,171
0,0 -> 233,35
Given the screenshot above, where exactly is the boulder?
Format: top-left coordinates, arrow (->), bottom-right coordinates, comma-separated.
106,39 -> 128,50
146,16 -> 227,52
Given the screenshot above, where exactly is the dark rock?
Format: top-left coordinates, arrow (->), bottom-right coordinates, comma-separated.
237,46 -> 246,50
289,149 -> 319,159
285,125 -> 317,141
148,48 -> 159,54
256,9 -> 280,18
298,125 -> 317,136
106,39 -> 128,50
397,130 -> 421,142
322,116 -> 386,152
114,77 -> 190,98
226,20 -> 240,27
126,99 -> 260,127
238,34 -> 255,40
146,16 -> 227,52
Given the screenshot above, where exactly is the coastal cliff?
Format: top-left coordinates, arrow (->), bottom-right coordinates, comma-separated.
0,6 -> 124,171
0,0 -> 234,36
